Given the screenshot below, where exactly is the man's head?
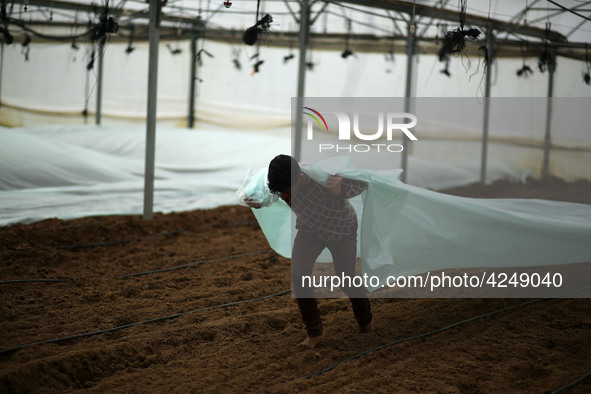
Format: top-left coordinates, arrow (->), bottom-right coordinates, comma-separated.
267,155 -> 301,197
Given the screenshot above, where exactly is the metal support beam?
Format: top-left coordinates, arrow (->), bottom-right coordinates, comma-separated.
528,1 -> 591,24
293,0 -> 310,162
400,21 -> 415,183
567,18 -> 588,39
188,34 -> 198,129
282,0 -> 299,23
143,0 -> 161,220
542,59 -> 556,179
508,0 -> 543,24
95,38 -> 104,125
310,1 -> 330,26
480,30 -> 495,184
417,0 -> 451,37
25,0 -> 204,26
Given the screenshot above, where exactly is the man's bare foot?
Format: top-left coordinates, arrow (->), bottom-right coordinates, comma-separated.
359,320 -> 375,334
299,333 -> 324,349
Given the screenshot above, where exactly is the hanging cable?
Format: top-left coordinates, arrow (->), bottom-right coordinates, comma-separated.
437,0 -> 481,62
538,22 -> 556,73
481,0 -> 493,69
231,46 -> 242,70
89,0 -> 119,42
409,0 -> 416,39
242,0 -> 272,46
516,42 -> 534,78
583,43 -> 590,85
341,18 -> 354,59
125,24 -> 135,54
440,56 -> 451,77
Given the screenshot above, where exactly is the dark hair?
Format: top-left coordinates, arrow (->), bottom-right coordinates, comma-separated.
267,154 -> 300,194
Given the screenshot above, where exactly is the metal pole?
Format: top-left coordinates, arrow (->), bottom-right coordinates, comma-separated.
188,34 -> 198,129
143,0 -> 161,220
480,30 -> 495,184
84,49 -> 90,125
0,43 -> 4,107
542,58 -> 555,179
401,22 -> 415,183
95,38 -> 105,125
293,0 -> 309,161
0,44 -> 4,109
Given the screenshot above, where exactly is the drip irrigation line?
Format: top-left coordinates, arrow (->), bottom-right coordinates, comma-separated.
0,279 -> 70,285
282,298 -> 547,386
0,289 -> 291,355
119,249 -> 273,278
50,228 -> 185,250
63,219 -> 126,230
551,370 -> 591,394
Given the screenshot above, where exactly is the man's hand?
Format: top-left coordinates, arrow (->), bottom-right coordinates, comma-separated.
326,174 -> 343,195
244,198 -> 262,209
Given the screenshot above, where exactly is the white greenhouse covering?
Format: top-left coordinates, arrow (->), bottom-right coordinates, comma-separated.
0,0 -> 590,224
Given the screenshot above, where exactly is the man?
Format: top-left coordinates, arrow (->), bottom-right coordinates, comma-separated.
264,154 -> 373,348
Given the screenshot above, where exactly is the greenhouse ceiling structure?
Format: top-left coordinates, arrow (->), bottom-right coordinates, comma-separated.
2,1 -> 590,54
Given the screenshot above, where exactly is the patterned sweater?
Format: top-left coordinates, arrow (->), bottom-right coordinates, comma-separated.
290,176 -> 367,241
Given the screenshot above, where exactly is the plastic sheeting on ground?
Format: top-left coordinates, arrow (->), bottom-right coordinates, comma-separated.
0,125 -> 289,225
1,124 -> 525,226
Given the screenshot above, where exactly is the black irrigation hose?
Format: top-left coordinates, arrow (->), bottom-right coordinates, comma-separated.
0,279 -> 70,285
0,289 -> 291,356
119,249 -> 273,279
551,371 -> 591,394
50,228 -> 185,250
283,298 -> 547,386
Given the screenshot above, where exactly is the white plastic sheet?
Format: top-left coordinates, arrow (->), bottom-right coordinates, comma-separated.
247,157 -> 591,291
1,125 -> 528,226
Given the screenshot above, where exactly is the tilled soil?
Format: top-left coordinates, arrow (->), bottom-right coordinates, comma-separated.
1,177 -> 590,393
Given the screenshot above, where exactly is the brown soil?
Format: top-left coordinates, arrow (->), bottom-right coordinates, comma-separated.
1,177 -> 590,393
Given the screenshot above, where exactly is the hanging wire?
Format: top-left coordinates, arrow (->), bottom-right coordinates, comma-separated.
583,43 -> 590,85
341,18 -> 354,59
283,25 -> 295,64
437,0 -> 481,62
409,0 -> 416,39
471,0 -> 494,101
125,24 -> 135,54
459,0 -> 467,29
242,0 -> 272,46
538,22 -> 556,73
231,45 -> 242,70
516,42 -> 534,78
440,56 -> 451,77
